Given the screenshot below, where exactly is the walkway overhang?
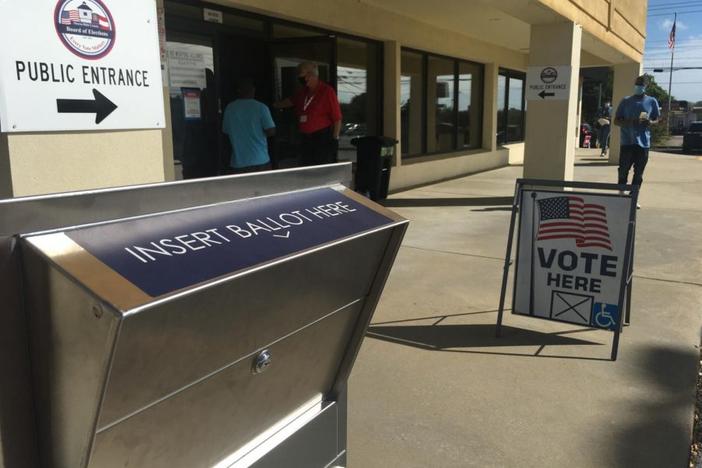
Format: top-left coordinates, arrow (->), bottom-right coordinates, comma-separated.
360,0 -> 645,66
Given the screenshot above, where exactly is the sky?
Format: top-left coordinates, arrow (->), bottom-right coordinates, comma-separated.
644,0 -> 702,103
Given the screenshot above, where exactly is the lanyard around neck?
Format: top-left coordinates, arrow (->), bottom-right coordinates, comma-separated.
303,92 -> 316,111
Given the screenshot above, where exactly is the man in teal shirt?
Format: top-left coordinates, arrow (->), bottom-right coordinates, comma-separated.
222,78 -> 276,173
614,75 -> 660,201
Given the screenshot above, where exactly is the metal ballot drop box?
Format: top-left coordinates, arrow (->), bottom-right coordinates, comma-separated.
0,164 -> 407,468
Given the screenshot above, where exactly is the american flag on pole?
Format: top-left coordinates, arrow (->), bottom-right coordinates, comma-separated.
536,196 -> 612,250
668,18 -> 676,49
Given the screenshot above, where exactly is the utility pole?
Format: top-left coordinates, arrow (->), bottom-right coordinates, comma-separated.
666,12 -> 676,135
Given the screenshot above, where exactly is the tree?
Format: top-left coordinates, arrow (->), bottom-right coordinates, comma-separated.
339,92 -> 367,126
642,74 -> 671,145
643,73 -> 672,105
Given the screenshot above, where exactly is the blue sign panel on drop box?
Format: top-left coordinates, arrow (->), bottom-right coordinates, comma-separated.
66,188 -> 394,297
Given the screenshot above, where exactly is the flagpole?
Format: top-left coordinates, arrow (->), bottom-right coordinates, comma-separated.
666,12 -> 676,136
529,192 -> 536,316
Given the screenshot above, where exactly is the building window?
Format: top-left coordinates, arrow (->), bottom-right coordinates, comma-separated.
428,56 -> 456,153
497,69 -> 526,144
337,37 -> 382,162
401,49 -> 483,157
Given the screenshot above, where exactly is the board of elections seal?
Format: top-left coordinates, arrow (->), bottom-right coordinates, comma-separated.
54,0 -> 116,60
540,67 -> 558,84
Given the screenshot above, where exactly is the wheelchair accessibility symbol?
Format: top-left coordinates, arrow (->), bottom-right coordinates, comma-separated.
593,303 -> 619,331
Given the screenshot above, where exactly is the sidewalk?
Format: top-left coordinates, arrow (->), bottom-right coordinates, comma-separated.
348,149 -> 702,468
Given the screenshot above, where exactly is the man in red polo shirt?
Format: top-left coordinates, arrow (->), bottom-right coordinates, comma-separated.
275,62 -> 342,166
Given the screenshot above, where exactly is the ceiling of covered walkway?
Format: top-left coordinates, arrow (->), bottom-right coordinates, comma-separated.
361,0 -> 643,66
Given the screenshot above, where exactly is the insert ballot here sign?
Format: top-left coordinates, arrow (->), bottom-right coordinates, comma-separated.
0,0 -> 165,132
67,188 -> 394,297
513,191 -> 633,331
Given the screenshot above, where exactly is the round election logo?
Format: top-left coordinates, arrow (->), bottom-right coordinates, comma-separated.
540,67 -> 558,84
54,0 -> 116,60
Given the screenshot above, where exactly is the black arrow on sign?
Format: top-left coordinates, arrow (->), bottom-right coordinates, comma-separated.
56,89 -> 118,124
538,90 -> 555,99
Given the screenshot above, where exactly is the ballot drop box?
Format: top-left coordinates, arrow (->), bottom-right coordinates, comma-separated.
0,164 -> 407,468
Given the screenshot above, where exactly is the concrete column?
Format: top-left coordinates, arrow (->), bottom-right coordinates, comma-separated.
482,62 -> 498,152
609,62 -> 642,164
383,41 -> 401,166
523,22 -> 582,181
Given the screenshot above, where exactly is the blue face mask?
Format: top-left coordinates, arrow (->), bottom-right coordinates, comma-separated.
633,85 -> 646,95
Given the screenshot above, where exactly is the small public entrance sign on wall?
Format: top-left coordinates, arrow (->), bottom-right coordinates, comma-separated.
0,0 -> 165,132
525,65 -> 572,101
496,179 -> 639,360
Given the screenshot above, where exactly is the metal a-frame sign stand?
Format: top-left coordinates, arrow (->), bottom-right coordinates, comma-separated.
495,179 -> 639,361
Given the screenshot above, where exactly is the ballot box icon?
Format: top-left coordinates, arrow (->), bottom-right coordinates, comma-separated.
549,290 -> 594,325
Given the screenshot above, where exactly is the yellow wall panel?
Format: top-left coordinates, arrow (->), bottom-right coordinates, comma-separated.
6,131 -> 165,197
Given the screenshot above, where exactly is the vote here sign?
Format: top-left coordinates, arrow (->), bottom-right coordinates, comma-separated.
513,190 -> 634,331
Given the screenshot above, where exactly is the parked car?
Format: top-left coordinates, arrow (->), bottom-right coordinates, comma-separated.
683,121 -> 702,153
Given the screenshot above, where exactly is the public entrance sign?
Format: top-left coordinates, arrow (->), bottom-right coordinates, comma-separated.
496,179 -> 638,360
525,65 -> 572,101
0,0 -> 165,132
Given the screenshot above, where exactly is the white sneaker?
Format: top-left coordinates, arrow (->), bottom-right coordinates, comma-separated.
636,203 -> 641,209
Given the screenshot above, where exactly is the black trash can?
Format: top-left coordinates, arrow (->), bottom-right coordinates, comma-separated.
351,136 -> 397,201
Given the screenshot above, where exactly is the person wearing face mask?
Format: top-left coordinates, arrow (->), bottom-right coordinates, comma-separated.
274,62 -> 342,166
613,75 -> 660,208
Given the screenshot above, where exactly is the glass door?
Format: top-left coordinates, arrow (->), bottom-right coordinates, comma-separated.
216,33 -> 268,173
165,31 -> 218,179
269,36 -> 336,168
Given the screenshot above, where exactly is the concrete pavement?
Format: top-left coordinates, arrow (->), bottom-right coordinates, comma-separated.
347,149 -> 702,468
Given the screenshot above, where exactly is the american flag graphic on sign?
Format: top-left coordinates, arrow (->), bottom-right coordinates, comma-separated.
537,196 -> 612,250
61,10 -> 81,25
93,13 -> 110,30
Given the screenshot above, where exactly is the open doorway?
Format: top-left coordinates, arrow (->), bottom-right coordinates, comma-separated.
165,32 -> 218,179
